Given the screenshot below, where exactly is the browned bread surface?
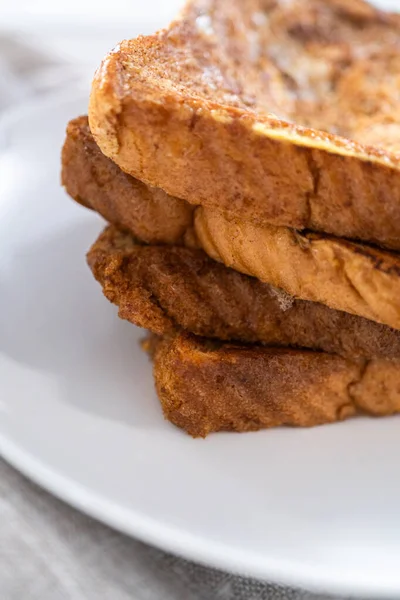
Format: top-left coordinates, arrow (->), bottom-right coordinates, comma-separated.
89,0 -> 400,251
150,332 -> 400,437
87,225 -> 400,360
196,208 -> 400,329
64,118 -> 400,329
61,116 -> 193,244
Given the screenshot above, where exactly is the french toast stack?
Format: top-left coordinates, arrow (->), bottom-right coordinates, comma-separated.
62,0 -> 400,436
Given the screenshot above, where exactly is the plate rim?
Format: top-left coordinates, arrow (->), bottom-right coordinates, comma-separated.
1,92 -> 400,598
2,435 -> 397,599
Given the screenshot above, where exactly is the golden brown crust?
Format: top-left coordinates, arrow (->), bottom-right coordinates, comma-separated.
195,208 -> 400,329
89,0 -> 400,251
150,332 -> 400,437
64,118 -> 400,328
87,226 -> 400,360
61,116 -> 193,244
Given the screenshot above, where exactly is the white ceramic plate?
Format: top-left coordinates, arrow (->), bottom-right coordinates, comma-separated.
1,94 -> 400,598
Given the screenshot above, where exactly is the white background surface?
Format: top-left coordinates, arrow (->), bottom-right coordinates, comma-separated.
0,0 -> 184,68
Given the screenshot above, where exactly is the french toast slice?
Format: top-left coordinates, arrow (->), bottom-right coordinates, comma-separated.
89,0 -> 400,251
64,118 -> 400,329
62,116 -> 193,245
87,225 -> 400,361
147,332 -> 400,437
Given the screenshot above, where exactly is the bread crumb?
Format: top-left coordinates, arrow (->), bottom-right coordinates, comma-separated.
269,285 -> 294,312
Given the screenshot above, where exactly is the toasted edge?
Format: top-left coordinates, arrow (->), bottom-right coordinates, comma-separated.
149,332 -> 400,437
